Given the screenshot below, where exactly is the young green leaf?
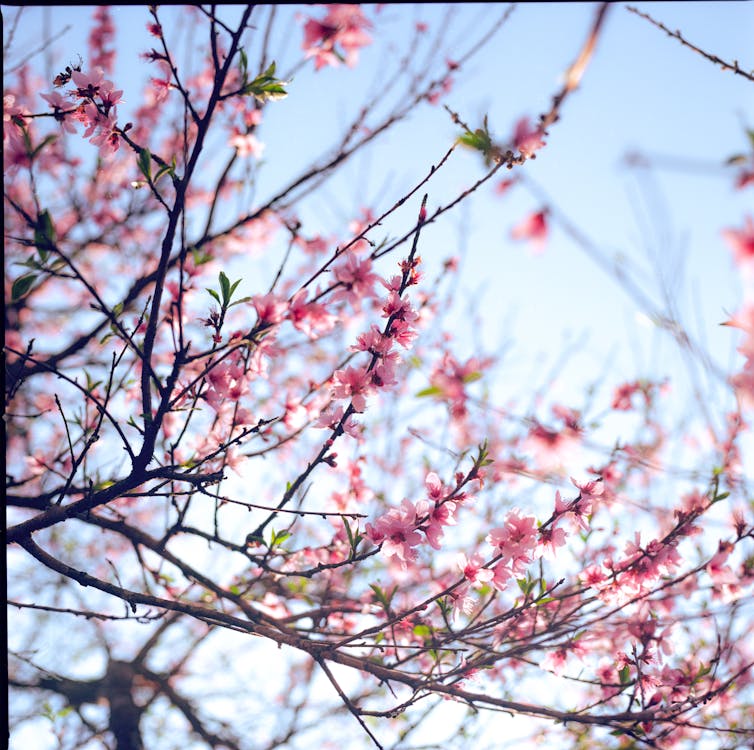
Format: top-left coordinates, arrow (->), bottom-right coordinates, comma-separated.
12,273 -> 37,301
138,148 -> 152,180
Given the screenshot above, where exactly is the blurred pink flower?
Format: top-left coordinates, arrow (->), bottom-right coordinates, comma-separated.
512,117 -> 546,158
511,209 -> 548,254
723,216 -> 754,270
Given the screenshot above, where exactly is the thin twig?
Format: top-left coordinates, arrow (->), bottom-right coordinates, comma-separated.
626,6 -> 754,83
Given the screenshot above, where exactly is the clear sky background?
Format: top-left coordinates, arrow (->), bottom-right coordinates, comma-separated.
5,4 -> 754,748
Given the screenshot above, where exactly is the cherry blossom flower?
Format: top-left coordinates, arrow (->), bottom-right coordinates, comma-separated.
289,289 -> 337,339
40,91 -> 77,133
252,292 -> 288,326
512,117 -> 546,158
735,167 -> 754,190
579,563 -> 607,589
537,523 -> 567,559
494,177 -> 517,196
229,129 -> 265,158
365,498 -> 422,568
424,471 -> 445,502
315,405 -> 361,437
3,124 -> 32,177
331,365 -> 372,412
415,496 -> 456,549
71,67 -> 106,99
706,541 -> 737,586
490,561 -> 513,591
611,380 -> 642,410
723,216 -> 754,270
448,583 -> 476,620
426,75 -> 453,106
457,552 -> 494,588
511,209 -> 549,254
332,251 -> 382,310
302,5 -> 373,70
428,353 -> 489,419
487,509 -> 538,572
87,109 -> 120,155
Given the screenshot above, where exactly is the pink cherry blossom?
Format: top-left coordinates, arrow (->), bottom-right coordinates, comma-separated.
229,129 -> 265,158
511,209 -> 549,254
302,5 -> 373,70
722,216 -> 754,270
252,292 -> 288,326
512,117 -> 546,158
457,552 -> 494,588
537,523 -> 567,559
289,289 -> 337,339
332,251 -> 382,310
365,498 -> 422,568
331,365 -> 372,412
487,509 -> 538,571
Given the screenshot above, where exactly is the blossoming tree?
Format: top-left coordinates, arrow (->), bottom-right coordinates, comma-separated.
5,4 -> 753,750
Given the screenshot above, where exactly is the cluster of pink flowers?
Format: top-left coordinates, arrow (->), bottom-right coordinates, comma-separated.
323,254 -> 422,426
38,66 -> 124,156
365,471 -> 460,568
88,6 -> 116,74
486,509 -> 539,584
453,478 -> 603,612
582,530 -> 684,608
203,359 -> 252,422
301,5 -> 373,71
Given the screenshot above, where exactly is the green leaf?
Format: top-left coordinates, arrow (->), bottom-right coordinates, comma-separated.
458,127 -> 492,155
243,61 -> 289,102
343,518 -> 362,555
269,528 -> 291,547
618,665 -> 631,685
369,583 -> 396,612
33,209 -> 56,257
153,162 -> 174,183
138,148 -> 152,180
206,288 -> 221,304
239,48 -> 249,82
462,371 -> 482,384
413,624 -> 431,639
228,295 -> 252,309
191,246 -> 213,266
12,273 -> 37,301
219,271 -> 231,303
747,128 -> 754,151
415,385 -> 442,398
